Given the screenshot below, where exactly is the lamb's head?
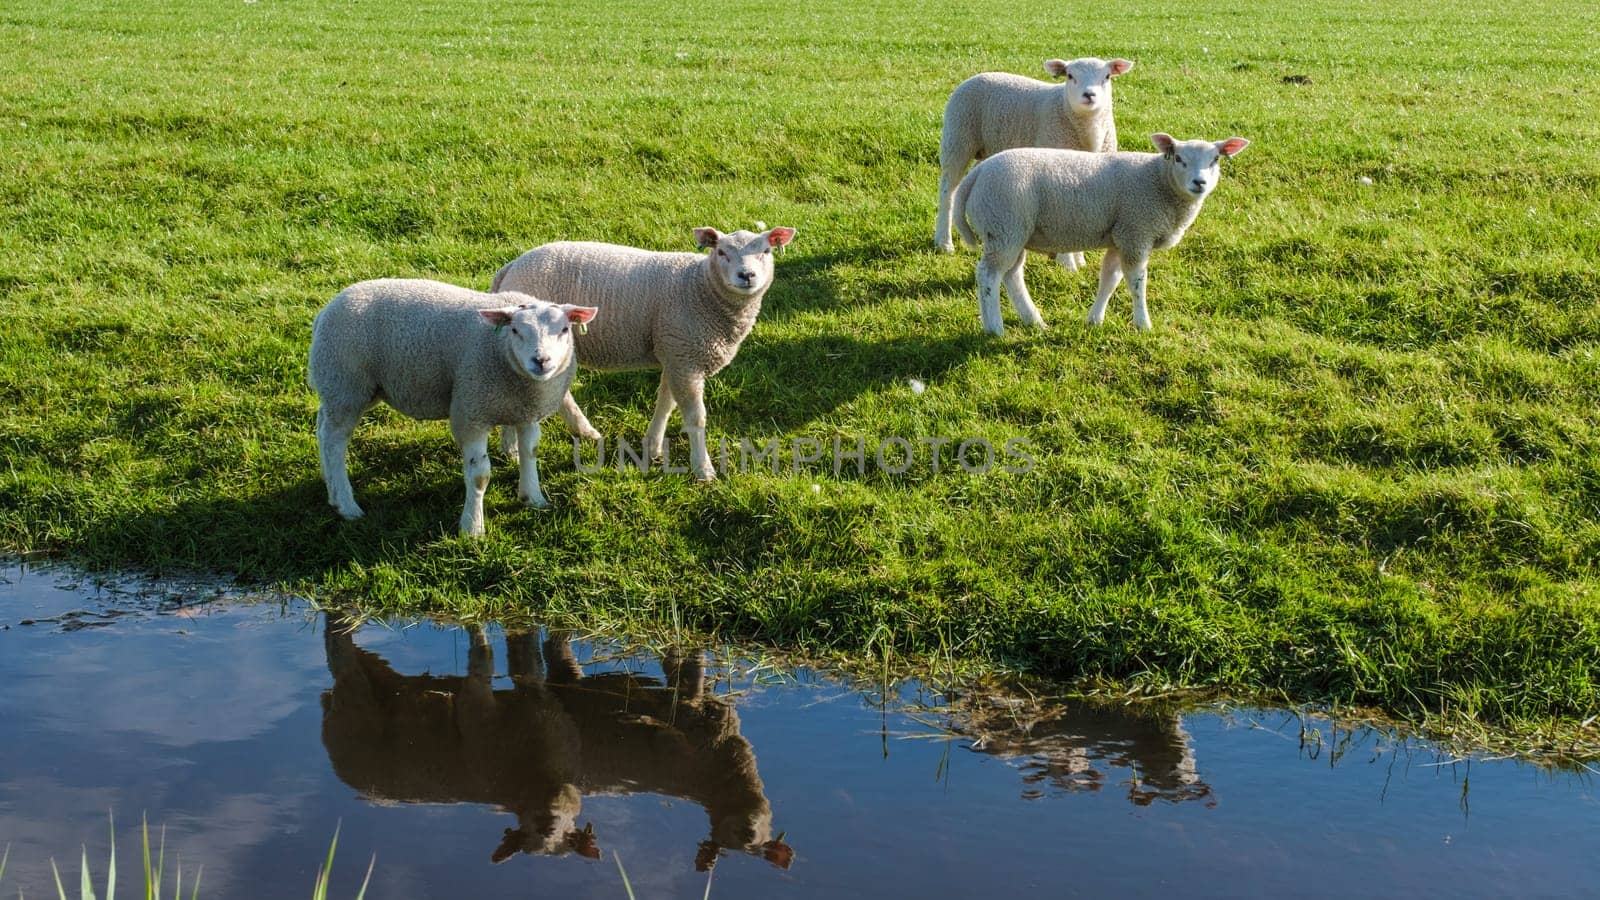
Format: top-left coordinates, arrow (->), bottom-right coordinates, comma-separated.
696,809 -> 794,872
491,787 -> 600,862
694,226 -> 797,299
479,296 -> 599,382
1151,133 -> 1250,201
1044,57 -> 1133,115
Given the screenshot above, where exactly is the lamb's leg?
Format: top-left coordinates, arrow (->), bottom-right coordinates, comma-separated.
316,403 -> 365,520
934,163 -> 965,253
506,630 -> 544,685
559,391 -> 602,442
516,420 -> 548,509
661,649 -> 707,698
1086,248 -> 1124,327
456,427 -> 492,537
322,613 -> 365,682
542,631 -> 585,682
458,624 -> 497,740
1055,252 -> 1086,272
643,373 -> 677,463
665,368 -> 714,481
1002,254 -> 1047,329
1121,251 -> 1154,332
977,245 -> 1020,336
500,425 -> 520,459
322,615 -> 380,715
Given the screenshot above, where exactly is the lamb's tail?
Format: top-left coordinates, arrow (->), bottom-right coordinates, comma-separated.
489,260 -> 512,292
952,167 -> 981,248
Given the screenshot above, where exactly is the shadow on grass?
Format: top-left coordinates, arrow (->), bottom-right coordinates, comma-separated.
567,328 -> 996,436
66,273 -> 999,584
70,435 -> 479,584
760,248 -> 856,324
756,243 -> 995,325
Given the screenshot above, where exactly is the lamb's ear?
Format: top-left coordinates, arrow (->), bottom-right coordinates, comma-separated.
1043,58 -> 1069,78
479,307 -> 517,327
762,838 -> 795,870
1151,133 -> 1177,157
561,304 -> 599,325
1109,58 -> 1134,76
1217,137 -> 1250,158
765,227 -> 796,249
491,828 -> 524,864
693,227 -> 722,249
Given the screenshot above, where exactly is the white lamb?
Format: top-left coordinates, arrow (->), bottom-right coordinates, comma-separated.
953,133 -> 1250,334
491,226 -> 796,481
308,278 -> 598,536
935,55 -> 1134,270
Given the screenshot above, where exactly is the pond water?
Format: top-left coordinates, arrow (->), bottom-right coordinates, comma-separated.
1,563 -> 1596,899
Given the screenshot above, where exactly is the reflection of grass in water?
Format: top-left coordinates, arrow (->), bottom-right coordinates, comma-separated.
0,816 -> 372,900
614,850 -> 716,900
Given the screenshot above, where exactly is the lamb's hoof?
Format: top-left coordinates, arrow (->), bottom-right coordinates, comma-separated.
936,242 -> 956,254
692,469 -> 717,483
519,490 -> 550,510
334,504 -> 365,521
1085,315 -> 1105,328
1056,253 -> 1080,272
459,520 -> 485,538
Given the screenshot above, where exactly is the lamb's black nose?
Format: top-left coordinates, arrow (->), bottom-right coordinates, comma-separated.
737,270 -> 756,282
1191,178 -> 1207,190
532,355 -> 551,370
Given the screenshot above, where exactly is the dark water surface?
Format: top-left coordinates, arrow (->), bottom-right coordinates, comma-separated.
2,564 -> 1596,899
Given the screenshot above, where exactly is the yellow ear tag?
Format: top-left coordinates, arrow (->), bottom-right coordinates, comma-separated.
575,321 -> 588,336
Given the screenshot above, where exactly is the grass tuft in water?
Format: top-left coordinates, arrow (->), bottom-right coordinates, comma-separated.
612,852 -> 637,900
2,816 -> 368,899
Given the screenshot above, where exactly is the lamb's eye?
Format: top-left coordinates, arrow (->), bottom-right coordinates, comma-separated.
1175,158 -> 1186,167
511,326 -> 520,336
1065,74 -> 1074,82
561,326 -> 569,335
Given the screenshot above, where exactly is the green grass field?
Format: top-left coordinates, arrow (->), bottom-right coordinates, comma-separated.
3,0 -> 1598,734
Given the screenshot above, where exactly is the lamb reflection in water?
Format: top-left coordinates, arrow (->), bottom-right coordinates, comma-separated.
944,691 -> 1213,805
320,618 -> 793,870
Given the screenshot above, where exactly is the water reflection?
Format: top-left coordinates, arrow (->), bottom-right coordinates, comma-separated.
942,692 -> 1213,805
320,618 -> 794,871
3,568 -> 1598,899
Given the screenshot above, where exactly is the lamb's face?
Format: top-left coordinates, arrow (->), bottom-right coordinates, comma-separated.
694,226 -> 797,298
1152,134 -> 1250,200
1045,56 -> 1133,116
480,298 -> 599,381
701,811 -> 793,871
491,802 -> 600,862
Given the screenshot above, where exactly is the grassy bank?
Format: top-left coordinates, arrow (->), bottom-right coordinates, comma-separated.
2,0 -> 1598,730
